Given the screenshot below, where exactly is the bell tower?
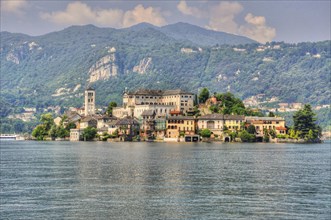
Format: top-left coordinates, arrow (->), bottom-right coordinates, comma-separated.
84,87 -> 95,116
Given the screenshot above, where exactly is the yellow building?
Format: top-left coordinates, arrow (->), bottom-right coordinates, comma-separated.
166,116 -> 196,138
224,115 -> 245,132
245,116 -> 286,136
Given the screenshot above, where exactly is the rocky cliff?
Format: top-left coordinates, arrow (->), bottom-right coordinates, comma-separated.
89,48 -> 118,82
133,57 -> 152,74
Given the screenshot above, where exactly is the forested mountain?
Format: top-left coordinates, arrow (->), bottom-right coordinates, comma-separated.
1,23 -> 330,114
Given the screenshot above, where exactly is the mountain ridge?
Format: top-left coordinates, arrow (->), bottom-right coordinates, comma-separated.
0,23 -> 330,114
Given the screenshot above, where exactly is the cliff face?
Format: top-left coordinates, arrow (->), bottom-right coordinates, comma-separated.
5,41 -> 42,64
133,57 -> 152,74
89,49 -> 118,82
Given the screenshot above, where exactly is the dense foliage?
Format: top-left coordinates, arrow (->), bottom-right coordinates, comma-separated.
200,129 -> 212,138
31,113 -> 76,140
82,126 -> 97,141
198,88 -> 210,104
106,102 -> 117,116
209,92 -> 263,116
293,104 -> 322,140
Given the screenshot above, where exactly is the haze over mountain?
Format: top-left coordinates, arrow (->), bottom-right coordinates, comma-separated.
0,22 -> 330,115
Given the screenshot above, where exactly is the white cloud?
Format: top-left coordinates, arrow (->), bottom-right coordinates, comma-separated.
206,1 -> 243,34
238,13 -> 276,43
40,1 -> 123,27
40,1 -> 167,28
123,4 -> 167,27
1,0 -> 27,14
177,0 -> 204,18
177,1 -> 276,43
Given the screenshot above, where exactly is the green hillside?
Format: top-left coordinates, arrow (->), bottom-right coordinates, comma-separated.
0,23 -> 330,113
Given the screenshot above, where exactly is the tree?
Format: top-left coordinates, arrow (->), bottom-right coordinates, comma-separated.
293,104 -> 321,140
269,129 -> 277,139
32,113 -> 55,140
247,125 -> 256,134
198,88 -> 210,104
239,130 -> 255,142
82,126 -> 97,141
32,125 -> 47,140
57,126 -> 69,138
49,125 -> 58,140
106,102 -> 117,116
263,128 -> 270,142
40,113 -> 54,131
65,122 -> 76,130
200,128 -> 212,138
268,112 -> 275,117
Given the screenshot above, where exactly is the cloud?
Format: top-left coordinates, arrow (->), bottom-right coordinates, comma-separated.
123,4 -> 167,27
238,13 -> 276,43
40,1 -> 167,28
40,1 -> 123,27
177,1 -> 276,43
1,0 -> 27,14
177,0 -> 204,18
206,1 -> 243,34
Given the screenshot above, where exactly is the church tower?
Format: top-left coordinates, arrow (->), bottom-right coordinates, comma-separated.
84,87 -> 95,116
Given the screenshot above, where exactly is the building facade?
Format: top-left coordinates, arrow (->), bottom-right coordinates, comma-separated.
245,116 -> 286,136
166,116 -> 196,138
122,89 -> 195,114
84,87 -> 95,116
198,114 -> 225,136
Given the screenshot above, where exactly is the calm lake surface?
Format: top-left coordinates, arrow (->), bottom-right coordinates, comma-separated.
1,141 -> 330,219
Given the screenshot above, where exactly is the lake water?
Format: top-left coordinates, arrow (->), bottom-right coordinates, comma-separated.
1,141 -> 330,219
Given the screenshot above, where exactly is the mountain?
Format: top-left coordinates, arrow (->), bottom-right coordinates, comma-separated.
160,22 -> 256,46
0,23 -> 330,117
127,22 -> 257,46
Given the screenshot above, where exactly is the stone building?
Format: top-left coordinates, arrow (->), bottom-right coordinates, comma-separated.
84,87 -> 95,116
113,89 -> 195,119
198,113 -> 225,136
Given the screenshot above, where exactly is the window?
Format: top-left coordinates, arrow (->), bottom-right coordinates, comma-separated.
207,121 -> 215,129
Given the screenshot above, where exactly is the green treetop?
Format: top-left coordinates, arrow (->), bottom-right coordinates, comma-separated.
198,88 -> 210,104
293,104 -> 321,140
106,102 -> 117,116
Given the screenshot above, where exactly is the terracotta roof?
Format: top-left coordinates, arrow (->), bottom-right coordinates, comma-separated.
276,126 -> 287,131
168,116 -> 195,120
224,115 -> 245,120
198,113 -> 224,120
141,110 -> 155,116
80,115 -> 97,122
107,120 -> 119,126
115,116 -> 139,125
245,116 -> 285,122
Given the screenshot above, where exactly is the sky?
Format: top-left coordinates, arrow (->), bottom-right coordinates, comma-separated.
1,0 -> 330,43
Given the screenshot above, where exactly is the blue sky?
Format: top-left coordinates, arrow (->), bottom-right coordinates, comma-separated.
1,0 -> 330,43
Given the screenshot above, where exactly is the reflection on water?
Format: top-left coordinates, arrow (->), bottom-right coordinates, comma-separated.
1,141 -> 330,219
